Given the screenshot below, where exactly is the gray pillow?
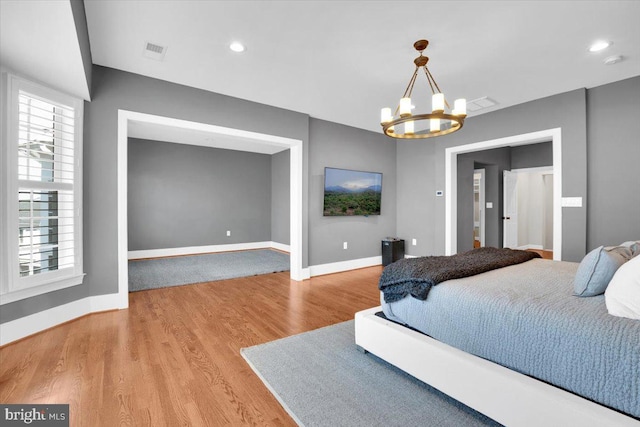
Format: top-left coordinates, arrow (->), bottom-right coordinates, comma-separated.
574,245 -> 633,297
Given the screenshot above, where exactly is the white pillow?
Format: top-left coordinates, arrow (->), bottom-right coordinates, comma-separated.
605,254 -> 640,320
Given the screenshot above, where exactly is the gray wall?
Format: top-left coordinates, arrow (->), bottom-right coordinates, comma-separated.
398,88 -> 588,261
511,141 -> 552,169
587,76 -> 640,248
128,138 -> 272,250
309,118 -> 396,265
396,140 -> 437,256
271,149 -> 290,245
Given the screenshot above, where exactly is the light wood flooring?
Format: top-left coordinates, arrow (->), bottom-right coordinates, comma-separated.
527,249 -> 554,259
0,267 -> 382,426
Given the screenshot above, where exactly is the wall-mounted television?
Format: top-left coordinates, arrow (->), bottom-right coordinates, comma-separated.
323,167 -> 382,216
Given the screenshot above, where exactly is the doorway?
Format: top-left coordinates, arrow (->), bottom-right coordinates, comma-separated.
503,167 -> 554,258
115,110 -> 305,309
445,128 -> 562,260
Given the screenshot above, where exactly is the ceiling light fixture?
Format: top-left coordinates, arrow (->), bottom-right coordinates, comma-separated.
229,42 -> 245,53
381,39 -> 466,139
588,40 -> 611,52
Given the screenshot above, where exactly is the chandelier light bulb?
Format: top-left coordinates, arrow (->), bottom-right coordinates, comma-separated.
380,107 -> 392,124
405,120 -> 414,135
432,93 -> 444,113
399,98 -> 412,117
430,118 -> 440,133
454,99 -> 467,116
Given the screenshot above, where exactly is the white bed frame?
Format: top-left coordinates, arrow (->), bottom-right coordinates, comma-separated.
355,307 -> 640,427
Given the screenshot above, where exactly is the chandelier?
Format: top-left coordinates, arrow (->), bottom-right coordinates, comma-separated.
381,39 -> 466,139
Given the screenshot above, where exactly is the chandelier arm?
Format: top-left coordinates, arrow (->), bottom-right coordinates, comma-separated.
425,66 -> 451,109
402,66 -> 420,98
393,66 -> 420,116
422,66 -> 437,96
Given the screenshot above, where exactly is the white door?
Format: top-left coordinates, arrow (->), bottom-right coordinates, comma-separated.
503,170 -> 518,248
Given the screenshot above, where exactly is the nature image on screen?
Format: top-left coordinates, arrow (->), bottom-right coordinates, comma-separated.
323,167 -> 382,216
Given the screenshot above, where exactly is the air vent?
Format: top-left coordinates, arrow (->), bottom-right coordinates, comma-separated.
143,42 -> 167,61
466,96 -> 498,112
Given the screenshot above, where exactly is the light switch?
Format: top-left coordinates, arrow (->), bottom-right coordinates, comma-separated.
561,197 -> 583,207
486,202 -> 493,209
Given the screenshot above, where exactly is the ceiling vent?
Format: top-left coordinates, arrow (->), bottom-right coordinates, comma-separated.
466,97 -> 498,112
143,42 -> 167,61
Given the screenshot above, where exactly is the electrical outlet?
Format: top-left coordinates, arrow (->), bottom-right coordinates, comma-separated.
412,238 -> 417,246
226,230 -> 231,236
343,242 -> 348,250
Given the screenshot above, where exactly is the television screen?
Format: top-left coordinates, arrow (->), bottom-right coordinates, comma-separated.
323,167 -> 382,216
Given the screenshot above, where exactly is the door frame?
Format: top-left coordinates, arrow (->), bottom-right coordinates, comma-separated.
473,168 -> 486,247
502,169 -> 519,249
445,128 -> 562,260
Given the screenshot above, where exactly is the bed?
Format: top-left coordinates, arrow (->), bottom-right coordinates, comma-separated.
354,253 -> 640,427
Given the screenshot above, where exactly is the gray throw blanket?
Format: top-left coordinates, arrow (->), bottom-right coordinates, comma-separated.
379,247 -> 541,302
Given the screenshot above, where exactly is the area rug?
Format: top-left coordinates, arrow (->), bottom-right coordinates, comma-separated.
128,249 -> 289,291
241,320 -> 501,427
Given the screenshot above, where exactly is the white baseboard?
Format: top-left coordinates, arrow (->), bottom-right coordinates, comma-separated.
0,293 -> 124,346
309,256 -> 382,277
270,241 -> 291,253
128,241 -> 290,260
404,254 -> 419,258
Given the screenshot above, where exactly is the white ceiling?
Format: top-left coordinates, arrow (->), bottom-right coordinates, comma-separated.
2,1 -> 639,144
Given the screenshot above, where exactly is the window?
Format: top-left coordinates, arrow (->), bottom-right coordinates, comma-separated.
1,74 -> 84,304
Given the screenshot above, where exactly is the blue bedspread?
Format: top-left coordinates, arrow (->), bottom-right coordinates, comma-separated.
382,259 -> 640,418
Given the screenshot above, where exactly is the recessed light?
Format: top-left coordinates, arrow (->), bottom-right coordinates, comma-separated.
229,42 -> 245,53
588,40 -> 611,52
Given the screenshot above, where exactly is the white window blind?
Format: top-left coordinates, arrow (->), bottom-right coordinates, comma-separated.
18,92 -> 76,278
1,74 -> 84,304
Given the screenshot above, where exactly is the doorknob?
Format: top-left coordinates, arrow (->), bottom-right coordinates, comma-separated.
502,216 -> 511,220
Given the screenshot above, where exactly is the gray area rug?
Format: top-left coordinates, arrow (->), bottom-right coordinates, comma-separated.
241,320 -> 501,427
128,249 -> 289,291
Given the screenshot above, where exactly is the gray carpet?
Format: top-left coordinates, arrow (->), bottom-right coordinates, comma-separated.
128,249 -> 289,291
241,320 -> 502,427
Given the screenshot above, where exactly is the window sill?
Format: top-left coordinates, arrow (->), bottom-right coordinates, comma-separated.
0,273 -> 85,305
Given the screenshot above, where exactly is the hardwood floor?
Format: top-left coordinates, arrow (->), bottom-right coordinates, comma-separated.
527,249 -> 554,260
0,267 -> 382,426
